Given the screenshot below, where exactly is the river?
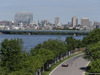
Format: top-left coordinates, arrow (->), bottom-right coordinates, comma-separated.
0,34 -> 86,52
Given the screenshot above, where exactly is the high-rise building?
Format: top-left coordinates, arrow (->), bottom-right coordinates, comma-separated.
15,12 -> 33,25
41,19 -> 48,27
72,16 -> 78,27
76,18 -> 78,25
55,17 -> 59,26
94,21 -> 100,26
81,18 -> 90,26
94,21 -> 100,28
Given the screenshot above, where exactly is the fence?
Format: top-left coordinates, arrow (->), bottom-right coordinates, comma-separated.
36,48 -> 85,75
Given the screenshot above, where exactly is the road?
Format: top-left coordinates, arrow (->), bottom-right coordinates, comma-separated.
50,54 -> 90,75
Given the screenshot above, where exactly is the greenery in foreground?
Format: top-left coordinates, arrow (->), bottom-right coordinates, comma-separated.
1,28 -> 100,75
0,35 -> 83,75
84,29 -> 100,74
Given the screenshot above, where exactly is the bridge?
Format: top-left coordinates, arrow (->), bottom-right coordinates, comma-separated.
0,30 -> 90,35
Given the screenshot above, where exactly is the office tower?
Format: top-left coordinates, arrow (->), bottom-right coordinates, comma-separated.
40,19 -> 47,27
81,18 -> 90,26
94,21 -> 100,26
15,12 -> 33,25
76,18 -> 78,25
55,17 -> 59,26
72,16 -> 78,27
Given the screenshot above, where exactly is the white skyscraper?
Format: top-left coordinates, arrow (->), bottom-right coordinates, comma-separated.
72,16 -> 78,27
55,17 -> 59,26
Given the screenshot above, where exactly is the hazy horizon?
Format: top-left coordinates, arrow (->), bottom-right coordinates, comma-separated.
0,0 -> 100,24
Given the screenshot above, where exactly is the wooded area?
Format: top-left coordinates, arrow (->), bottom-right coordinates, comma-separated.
0,35 -> 83,75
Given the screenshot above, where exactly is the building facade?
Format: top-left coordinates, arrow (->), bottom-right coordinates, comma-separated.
81,18 -> 90,26
15,12 -> 33,25
55,17 -> 59,26
76,18 -> 78,25
72,16 -> 78,27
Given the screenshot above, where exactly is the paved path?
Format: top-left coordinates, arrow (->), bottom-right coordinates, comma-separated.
50,54 -> 90,75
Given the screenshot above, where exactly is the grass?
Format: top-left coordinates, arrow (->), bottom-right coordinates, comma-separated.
42,52 -> 83,75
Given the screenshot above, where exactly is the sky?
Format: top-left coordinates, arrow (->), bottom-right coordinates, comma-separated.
0,0 -> 100,24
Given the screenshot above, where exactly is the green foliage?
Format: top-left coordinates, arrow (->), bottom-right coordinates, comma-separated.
76,40 -> 83,48
0,38 -> 32,74
30,39 -> 68,71
31,39 -> 67,57
24,55 -> 43,72
83,29 -> 100,45
42,39 -> 67,56
32,48 -> 55,63
8,70 -> 33,75
0,37 -> 83,75
65,36 -> 83,51
0,38 -> 24,71
84,41 -> 100,61
88,59 -> 100,73
84,29 -> 100,73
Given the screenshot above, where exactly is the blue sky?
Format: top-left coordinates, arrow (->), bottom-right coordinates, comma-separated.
0,0 -> 100,24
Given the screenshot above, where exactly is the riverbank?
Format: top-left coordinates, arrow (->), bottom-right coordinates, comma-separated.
0,30 -> 89,35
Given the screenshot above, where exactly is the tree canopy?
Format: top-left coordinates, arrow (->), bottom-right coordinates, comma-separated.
65,36 -> 83,51
0,36 -> 83,75
83,29 -> 100,45
83,29 -> 100,73
31,39 -> 67,57
0,38 -> 24,71
84,41 -> 100,61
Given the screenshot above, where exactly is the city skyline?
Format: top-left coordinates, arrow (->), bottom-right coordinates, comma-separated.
0,0 -> 100,24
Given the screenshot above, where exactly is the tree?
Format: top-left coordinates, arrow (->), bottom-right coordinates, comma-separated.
42,39 -> 67,57
32,39 -> 67,57
37,48 -> 55,70
24,54 -> 43,73
88,59 -> 100,73
83,29 -> 100,74
8,71 -> 33,75
30,39 -> 68,71
31,48 -> 55,63
84,41 -> 100,61
0,38 -> 25,73
65,36 -> 77,51
83,29 -> 100,45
